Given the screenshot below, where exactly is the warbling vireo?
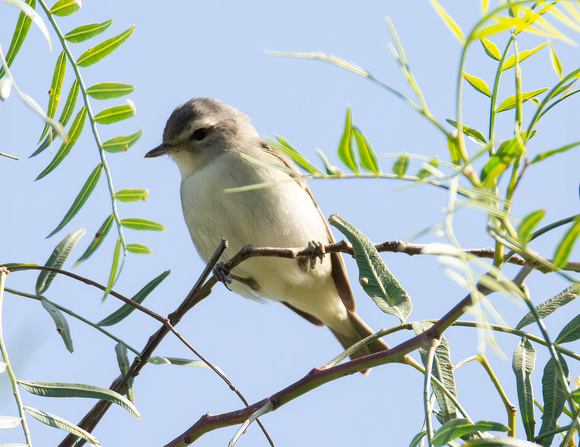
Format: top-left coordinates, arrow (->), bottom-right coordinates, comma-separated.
145,98 -> 388,364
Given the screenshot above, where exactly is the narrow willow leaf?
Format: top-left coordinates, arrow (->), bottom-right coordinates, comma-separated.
447,134 -> 461,164
537,355 -> 569,446
76,25 -> 135,67
555,314 -> 580,344
73,214 -> 114,267
47,164 -> 102,238
120,217 -> 165,231
409,431 -> 427,447
516,284 -> 580,330
496,88 -> 548,112
41,298 -> 73,353
23,407 -> 100,447
64,19 -> 112,43
86,82 -> 134,99
38,51 -> 67,142
429,0 -> 465,43
31,79 -> 81,157
101,128 -> 143,153
446,119 -> 487,144
49,0 -> 80,16
548,42 -> 562,79
316,149 -> 342,175
265,135 -> 323,175
126,243 -> 152,254
432,419 -> 509,447
553,217 -> 580,268
417,157 -> 440,179
474,19 -> 528,40
352,126 -> 380,174
93,100 -> 135,124
531,141 -> 580,164
480,37 -> 500,60
148,356 -> 209,368
103,237 -> 124,302
0,415 -> 21,428
2,0 -> 51,51
392,154 -> 409,177
97,270 -> 170,326
464,437 -> 541,446
36,229 -> 85,295
502,42 -> 548,71
36,106 -> 87,180
517,209 -> 545,245
114,188 -> 148,202
329,214 -> 411,322
19,381 -> 140,420
337,107 -> 358,173
413,321 -> 458,423
463,72 -> 492,97
114,342 -> 133,402
0,0 -> 36,79
512,338 -> 536,440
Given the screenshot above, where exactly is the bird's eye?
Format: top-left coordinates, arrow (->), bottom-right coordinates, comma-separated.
191,128 -> 208,141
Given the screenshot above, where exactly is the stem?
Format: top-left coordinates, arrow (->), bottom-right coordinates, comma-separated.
423,342 -> 437,446
0,270 -> 33,446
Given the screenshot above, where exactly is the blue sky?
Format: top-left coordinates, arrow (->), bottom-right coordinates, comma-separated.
1,1 -> 579,446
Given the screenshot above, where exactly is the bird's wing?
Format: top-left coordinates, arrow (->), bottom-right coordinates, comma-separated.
260,140 -> 356,312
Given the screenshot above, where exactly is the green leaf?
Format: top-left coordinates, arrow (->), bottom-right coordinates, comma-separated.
73,214 -> 114,267
463,72 -> 492,97
86,82 -> 134,100
31,79 -> 81,158
265,136 -> 324,175
417,157 -> 440,179
97,270 -> 170,326
496,88 -> 548,112
126,243 -> 152,254
480,37 -> 501,60
517,209 -> 544,245
36,106 -> 87,180
548,41 -> 562,79
19,380 -> 140,420
480,136 -> 524,186
429,0 -> 465,44
447,134 -> 461,164
103,237 -> 124,302
114,188 -> 148,202
41,298 -> 73,353
76,25 -> 135,67
537,355 -> 569,446
502,42 -> 548,71
47,164 -> 102,238
531,140 -> 580,164
413,321 -> 458,423
49,0 -> 80,16
352,126 -> 380,174
64,19 -> 113,43
446,119 -> 487,144
512,337 -> 536,440
38,51 -> 67,142
337,107 -> 358,173
392,154 -> 409,177
93,100 -> 135,124
409,430 -> 427,447
516,284 -> 580,330
464,437 -> 541,446
0,415 -> 21,428
36,229 -> 85,295
147,356 -> 209,368
120,217 -> 165,231
102,128 -> 143,153
0,0 -> 36,79
553,217 -> 580,268
555,314 -> 580,344
114,342 -> 133,402
432,419 -> 509,447
329,214 -> 411,322
23,406 -> 101,447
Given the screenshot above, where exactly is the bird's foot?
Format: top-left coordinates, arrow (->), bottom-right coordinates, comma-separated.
307,240 -> 325,269
213,262 -> 233,287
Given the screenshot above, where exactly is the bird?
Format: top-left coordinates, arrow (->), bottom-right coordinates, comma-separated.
145,97 -> 388,367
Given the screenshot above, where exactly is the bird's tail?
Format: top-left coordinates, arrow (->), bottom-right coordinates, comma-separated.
328,311 -> 389,374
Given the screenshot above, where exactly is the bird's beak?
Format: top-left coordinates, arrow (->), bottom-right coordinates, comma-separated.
145,143 -> 170,158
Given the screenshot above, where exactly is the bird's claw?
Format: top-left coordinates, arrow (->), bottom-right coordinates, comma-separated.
307,241 -> 325,269
213,262 -> 233,287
